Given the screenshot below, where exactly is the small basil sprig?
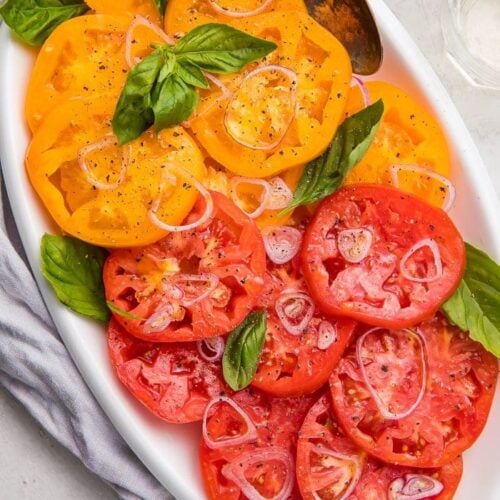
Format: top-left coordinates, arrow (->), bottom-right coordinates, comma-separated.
442,243 -> 500,357
222,310 -> 267,391
112,23 -> 277,144
281,99 -> 384,213
0,0 -> 89,46
40,234 -> 110,323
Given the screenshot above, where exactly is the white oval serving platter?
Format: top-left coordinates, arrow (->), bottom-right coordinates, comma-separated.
0,0 -> 499,498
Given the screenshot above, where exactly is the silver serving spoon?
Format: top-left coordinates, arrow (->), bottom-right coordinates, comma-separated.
305,0 -> 383,75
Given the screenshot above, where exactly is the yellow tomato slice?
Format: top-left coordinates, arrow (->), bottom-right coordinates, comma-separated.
344,81 -> 452,209
189,11 -> 352,178
85,0 -> 161,23
26,96 -> 205,247
165,0 -> 308,34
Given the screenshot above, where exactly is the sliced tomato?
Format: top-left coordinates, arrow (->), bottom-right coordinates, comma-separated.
200,388 -> 314,499
301,185 -> 466,329
329,314 -> 497,467
297,394 -> 463,500
108,318 -> 227,423
252,264 -> 356,397
104,192 -> 266,342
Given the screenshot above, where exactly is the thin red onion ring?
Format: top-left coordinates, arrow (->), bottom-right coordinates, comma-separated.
310,445 -> 362,500
125,14 -> 174,68
266,177 -> 293,210
262,226 -> 302,265
337,228 -> 373,263
183,73 -> 232,127
275,291 -> 315,336
77,136 -> 129,190
317,321 -> 337,350
399,238 -> 443,283
197,337 -> 225,362
202,396 -> 258,449
222,447 -> 294,500
208,0 -> 273,18
149,167 -> 214,232
230,176 -> 271,219
351,76 -> 371,108
389,164 -> 456,212
225,65 -> 298,151
172,273 -> 219,307
143,304 -> 174,333
388,474 -> 444,500
356,328 -> 427,421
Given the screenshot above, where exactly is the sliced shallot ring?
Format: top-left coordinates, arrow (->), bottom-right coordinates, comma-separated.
337,228 -> 373,263
388,474 -> 444,500
197,336 -> 225,362
172,273 -> 219,307
399,238 -> 443,283
225,65 -> 298,151
143,304 -> 173,333
230,176 -> 271,219
317,320 -> 337,350
183,73 -> 232,127
356,328 -> 427,420
275,291 -> 315,336
263,226 -> 302,265
389,164 -> 456,212
77,136 -> 129,190
202,396 -> 258,449
125,14 -> 174,68
222,447 -> 294,500
351,76 -> 371,108
310,445 -> 362,500
208,0 -> 273,18
149,167 -> 214,232
266,177 -> 293,210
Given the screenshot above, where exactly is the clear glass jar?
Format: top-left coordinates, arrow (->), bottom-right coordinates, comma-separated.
442,0 -> 500,89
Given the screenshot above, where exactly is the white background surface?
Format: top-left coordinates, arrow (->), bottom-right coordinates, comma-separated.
0,1 -> 498,499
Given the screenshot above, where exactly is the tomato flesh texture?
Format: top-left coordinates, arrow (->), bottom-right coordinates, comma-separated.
329,314 -> 497,467
301,185 -> 466,329
107,319 -> 226,423
104,192 -> 266,342
200,389 -> 314,500
297,394 -> 463,500
252,265 -> 356,397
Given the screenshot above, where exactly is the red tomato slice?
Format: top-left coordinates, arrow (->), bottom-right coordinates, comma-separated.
200,389 -> 314,500
297,394 -> 463,500
108,319 -> 227,423
329,314 -> 497,467
301,185 -> 465,328
252,264 -> 357,397
104,192 -> 266,342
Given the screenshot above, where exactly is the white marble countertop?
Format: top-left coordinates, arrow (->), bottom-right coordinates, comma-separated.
0,1 -> 498,499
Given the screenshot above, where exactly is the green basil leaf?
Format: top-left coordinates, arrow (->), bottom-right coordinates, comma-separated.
151,72 -> 199,132
112,48 -> 165,145
442,243 -> 500,356
40,234 -> 110,323
153,0 -> 167,16
0,0 -> 89,46
283,99 -> 384,213
222,310 -> 267,391
174,23 -> 277,74
107,301 -> 145,321
175,60 -> 209,89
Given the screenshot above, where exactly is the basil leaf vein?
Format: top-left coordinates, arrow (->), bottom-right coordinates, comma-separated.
283,99 -> 384,213
40,234 -> 110,323
0,0 -> 89,46
442,243 -> 500,356
222,310 -> 267,391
